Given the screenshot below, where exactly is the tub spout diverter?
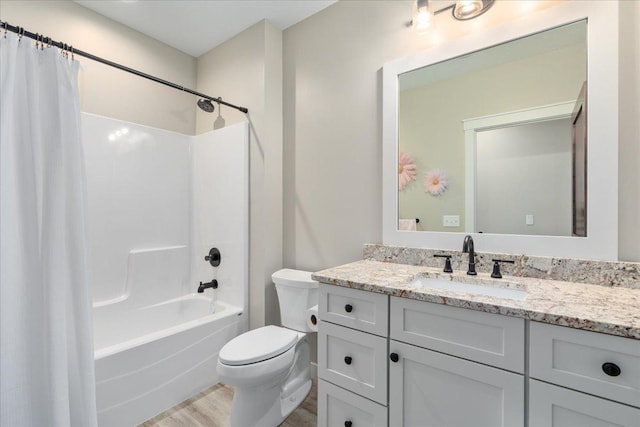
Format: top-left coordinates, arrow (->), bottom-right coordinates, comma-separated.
198,279 -> 218,293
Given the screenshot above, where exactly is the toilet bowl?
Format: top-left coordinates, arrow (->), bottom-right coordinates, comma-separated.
216,269 -> 318,427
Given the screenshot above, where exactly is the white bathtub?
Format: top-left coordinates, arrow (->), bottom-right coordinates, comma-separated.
94,295 -> 244,426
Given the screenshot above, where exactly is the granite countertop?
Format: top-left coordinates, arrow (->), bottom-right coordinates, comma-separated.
312,260 -> 640,340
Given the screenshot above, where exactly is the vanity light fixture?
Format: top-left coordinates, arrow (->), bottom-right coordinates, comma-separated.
452,0 -> 494,21
410,0 -> 495,33
411,0 -> 435,34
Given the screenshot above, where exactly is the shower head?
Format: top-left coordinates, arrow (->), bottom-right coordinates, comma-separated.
197,99 -> 215,113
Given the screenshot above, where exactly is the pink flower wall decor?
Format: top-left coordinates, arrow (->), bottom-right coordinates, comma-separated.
398,152 -> 417,191
424,169 -> 448,196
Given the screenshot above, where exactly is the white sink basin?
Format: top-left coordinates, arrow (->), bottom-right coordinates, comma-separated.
409,276 -> 526,300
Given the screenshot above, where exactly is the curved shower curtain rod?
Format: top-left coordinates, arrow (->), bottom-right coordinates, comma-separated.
0,20 -> 249,114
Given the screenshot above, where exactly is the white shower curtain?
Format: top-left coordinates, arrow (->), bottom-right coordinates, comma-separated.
1,35 -> 97,426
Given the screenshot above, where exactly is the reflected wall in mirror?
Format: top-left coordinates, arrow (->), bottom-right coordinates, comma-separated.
397,21 -> 586,237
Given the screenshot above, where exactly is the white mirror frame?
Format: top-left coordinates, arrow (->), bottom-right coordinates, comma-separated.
382,1 -> 618,261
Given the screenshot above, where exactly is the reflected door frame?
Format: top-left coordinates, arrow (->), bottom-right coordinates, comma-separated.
463,101 -> 575,232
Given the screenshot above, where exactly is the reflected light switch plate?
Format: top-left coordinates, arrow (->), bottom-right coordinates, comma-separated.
526,214 -> 534,225
443,215 -> 460,227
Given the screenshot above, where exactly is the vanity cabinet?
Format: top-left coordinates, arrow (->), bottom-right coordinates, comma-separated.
317,283 -> 640,427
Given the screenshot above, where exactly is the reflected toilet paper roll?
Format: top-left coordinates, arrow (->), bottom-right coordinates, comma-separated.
306,304 -> 318,332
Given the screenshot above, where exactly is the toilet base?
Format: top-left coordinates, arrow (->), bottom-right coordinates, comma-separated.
280,378 -> 312,421
229,378 -> 311,427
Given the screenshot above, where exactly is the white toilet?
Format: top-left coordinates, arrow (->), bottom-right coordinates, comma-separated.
217,269 -> 318,427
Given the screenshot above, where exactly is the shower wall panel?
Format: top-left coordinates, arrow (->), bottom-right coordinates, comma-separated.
82,114 -> 190,303
190,122 -> 249,312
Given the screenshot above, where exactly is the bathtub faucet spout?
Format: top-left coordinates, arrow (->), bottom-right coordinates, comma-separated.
198,279 -> 218,293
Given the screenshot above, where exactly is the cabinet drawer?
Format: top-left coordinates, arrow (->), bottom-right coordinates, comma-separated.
319,283 -> 388,336
318,379 -> 387,427
530,321 -> 640,407
390,296 -> 525,372
529,379 -> 640,427
318,321 -> 388,404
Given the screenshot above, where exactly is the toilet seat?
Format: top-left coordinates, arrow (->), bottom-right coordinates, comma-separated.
219,325 -> 298,366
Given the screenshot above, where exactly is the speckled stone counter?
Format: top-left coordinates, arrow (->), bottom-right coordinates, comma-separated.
363,244 -> 640,289
312,260 -> 640,340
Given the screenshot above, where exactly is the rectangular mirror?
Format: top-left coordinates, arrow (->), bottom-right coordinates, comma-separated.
398,21 -> 587,237
382,2 -> 618,260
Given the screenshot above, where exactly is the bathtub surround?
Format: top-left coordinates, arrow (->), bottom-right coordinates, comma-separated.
1,36 -> 97,426
83,115 -> 249,426
364,244 -> 640,290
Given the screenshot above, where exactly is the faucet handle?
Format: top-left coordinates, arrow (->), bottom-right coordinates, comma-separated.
205,247 -> 221,267
491,259 -> 515,279
433,254 -> 453,273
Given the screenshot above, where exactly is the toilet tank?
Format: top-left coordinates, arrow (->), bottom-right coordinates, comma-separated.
272,269 -> 319,332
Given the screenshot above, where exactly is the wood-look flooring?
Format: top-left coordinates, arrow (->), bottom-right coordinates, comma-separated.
139,379 -> 317,427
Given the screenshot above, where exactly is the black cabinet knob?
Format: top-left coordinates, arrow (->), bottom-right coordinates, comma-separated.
345,421 -> 353,427
390,353 -> 399,363
345,304 -> 353,313
344,356 -> 352,365
602,362 -> 621,377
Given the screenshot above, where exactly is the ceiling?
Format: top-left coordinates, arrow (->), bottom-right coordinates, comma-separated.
74,0 -> 337,57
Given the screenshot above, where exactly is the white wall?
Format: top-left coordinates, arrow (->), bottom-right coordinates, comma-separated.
618,0 -> 640,261
1,1 -> 197,134
284,0 -> 639,266
476,119 -> 572,236
196,21 -> 284,328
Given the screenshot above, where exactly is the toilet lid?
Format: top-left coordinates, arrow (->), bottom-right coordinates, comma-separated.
219,325 -> 298,366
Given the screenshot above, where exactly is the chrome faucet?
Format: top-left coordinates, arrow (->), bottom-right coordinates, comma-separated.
462,235 -> 477,276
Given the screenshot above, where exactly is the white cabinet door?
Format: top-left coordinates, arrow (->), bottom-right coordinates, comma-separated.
389,340 -> 524,427
529,379 -> 640,427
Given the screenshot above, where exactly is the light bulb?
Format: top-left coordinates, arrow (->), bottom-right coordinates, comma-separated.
412,0 -> 434,34
453,0 -> 484,20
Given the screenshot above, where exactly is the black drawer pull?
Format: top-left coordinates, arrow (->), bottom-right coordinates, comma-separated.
390,353 -> 399,363
602,362 -> 621,377
345,421 -> 353,427
345,304 -> 353,313
344,356 -> 352,365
